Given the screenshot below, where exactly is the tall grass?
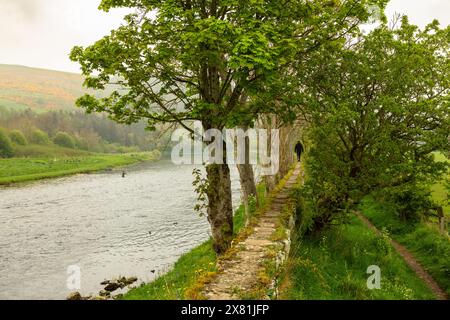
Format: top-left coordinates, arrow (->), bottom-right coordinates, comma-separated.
281,215 -> 436,300
360,197 -> 450,296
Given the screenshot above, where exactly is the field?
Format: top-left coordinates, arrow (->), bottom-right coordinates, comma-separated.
0,147 -> 160,185
431,153 -> 450,214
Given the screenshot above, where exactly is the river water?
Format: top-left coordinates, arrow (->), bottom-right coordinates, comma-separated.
0,160 -> 241,300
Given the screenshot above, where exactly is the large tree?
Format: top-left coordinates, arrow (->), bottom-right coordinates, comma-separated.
299,18 -> 450,230
71,0 -> 386,254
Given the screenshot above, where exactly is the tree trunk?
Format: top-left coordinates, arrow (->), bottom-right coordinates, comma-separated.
236,130 -> 258,220
262,119 -> 277,193
237,163 -> 257,221
206,163 -> 234,255
278,124 -> 296,181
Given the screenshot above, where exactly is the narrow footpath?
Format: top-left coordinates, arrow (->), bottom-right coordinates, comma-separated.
202,164 -> 302,300
356,213 -> 448,300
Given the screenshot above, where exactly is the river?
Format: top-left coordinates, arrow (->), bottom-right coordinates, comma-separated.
0,160 -> 241,300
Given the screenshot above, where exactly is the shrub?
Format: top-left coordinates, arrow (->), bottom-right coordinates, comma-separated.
0,128 -> 14,158
53,132 -> 76,149
116,145 -> 140,153
387,185 -> 435,222
29,129 -> 50,145
9,130 -> 28,145
151,149 -> 162,159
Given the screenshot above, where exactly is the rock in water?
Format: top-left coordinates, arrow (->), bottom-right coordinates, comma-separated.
104,282 -> 121,292
67,292 -> 82,300
99,290 -> 111,297
125,277 -> 138,286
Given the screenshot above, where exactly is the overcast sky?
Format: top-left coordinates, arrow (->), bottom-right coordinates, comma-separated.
0,0 -> 449,74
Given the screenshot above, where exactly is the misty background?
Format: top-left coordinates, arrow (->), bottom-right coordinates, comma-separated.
0,0 -> 449,74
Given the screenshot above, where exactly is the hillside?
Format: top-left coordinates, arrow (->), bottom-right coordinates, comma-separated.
0,64 -> 87,112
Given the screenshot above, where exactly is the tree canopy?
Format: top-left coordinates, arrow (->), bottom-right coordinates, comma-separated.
70,0 -> 388,253
0,128 -> 14,158
71,0 -> 387,130
299,18 -> 450,229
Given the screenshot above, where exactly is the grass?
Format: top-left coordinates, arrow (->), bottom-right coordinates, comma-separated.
0,147 -> 160,185
431,152 -> 449,215
360,196 -> 450,296
123,240 -> 218,300
122,184 -> 267,300
280,214 -> 437,300
13,144 -> 91,158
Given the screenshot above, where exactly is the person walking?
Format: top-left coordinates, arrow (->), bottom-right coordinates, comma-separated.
295,141 -> 304,162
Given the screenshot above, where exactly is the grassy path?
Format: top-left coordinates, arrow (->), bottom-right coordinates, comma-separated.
200,164 -> 301,300
356,212 -> 448,300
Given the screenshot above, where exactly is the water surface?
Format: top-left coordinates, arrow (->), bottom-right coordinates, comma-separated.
0,160 -> 241,299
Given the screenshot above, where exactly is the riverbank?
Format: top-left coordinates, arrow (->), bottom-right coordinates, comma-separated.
122,184 -> 266,300
2,160 -> 231,299
0,150 -> 161,185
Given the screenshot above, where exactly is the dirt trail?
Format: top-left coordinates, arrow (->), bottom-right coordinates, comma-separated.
202,164 -> 302,300
356,213 -> 448,300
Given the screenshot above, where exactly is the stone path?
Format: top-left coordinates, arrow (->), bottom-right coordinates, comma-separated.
203,164 -> 302,300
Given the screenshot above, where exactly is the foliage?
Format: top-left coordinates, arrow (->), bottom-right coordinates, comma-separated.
446,179 -> 450,206
381,185 -> 436,222
70,0 -> 387,254
431,152 -> 450,213
0,106 -> 168,153
71,0 -> 386,130
300,19 -> 450,229
53,132 -> 76,149
192,168 -> 209,217
9,130 -> 27,146
29,129 -> 50,145
12,144 -> 90,158
0,128 -> 14,158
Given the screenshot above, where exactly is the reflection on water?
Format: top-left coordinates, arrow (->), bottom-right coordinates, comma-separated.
0,160 -> 241,300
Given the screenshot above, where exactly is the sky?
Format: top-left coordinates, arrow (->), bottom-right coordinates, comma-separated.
0,0 -> 449,74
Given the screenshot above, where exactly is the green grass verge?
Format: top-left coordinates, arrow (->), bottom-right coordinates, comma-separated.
122,184 -> 266,300
360,197 -> 450,296
431,152 -> 449,215
123,240 -> 218,300
281,215 -> 437,300
0,150 -> 160,185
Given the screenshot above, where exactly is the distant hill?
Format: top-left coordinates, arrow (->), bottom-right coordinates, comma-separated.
0,64 -> 87,112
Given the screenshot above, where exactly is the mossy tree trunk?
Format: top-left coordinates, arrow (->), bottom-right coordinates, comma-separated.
237,134 -> 258,223
206,163 -> 234,255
